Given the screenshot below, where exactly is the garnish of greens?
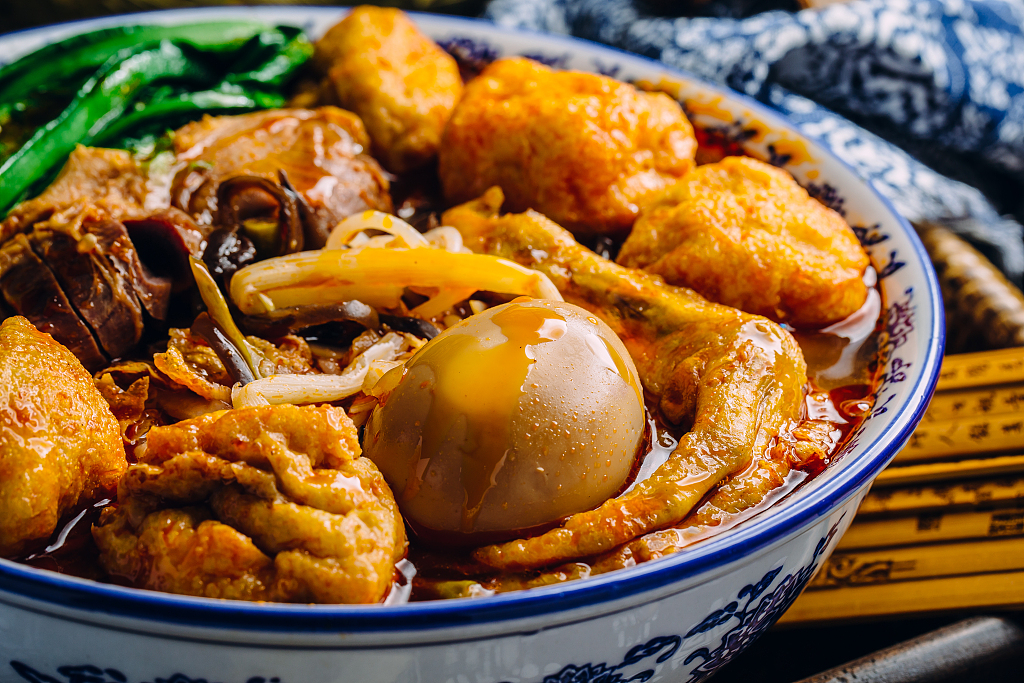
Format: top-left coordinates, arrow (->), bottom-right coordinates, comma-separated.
0,22 -> 313,215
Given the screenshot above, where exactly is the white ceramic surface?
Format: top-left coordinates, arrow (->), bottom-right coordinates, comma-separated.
0,9 -> 943,683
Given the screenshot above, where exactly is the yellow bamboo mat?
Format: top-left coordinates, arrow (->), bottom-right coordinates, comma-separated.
785,347 -> 1024,625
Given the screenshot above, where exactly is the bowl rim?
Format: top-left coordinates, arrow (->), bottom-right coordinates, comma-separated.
0,6 -> 945,635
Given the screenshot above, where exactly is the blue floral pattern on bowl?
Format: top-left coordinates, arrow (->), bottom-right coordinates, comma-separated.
7,522 -> 841,683
9,663 -> 285,683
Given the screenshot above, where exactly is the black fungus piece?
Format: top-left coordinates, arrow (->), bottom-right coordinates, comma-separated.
191,311 -> 256,386
240,300 -> 379,339
379,314 -> 441,340
202,227 -> 258,291
217,173 -> 304,258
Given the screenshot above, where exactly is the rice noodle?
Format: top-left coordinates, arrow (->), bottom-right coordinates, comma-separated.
423,226 -> 468,253
231,332 -> 411,409
325,210 -> 430,250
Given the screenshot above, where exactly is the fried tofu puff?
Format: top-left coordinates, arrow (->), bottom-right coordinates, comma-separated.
439,58 -> 697,239
0,316 -> 126,557
314,6 -> 463,173
92,404 -> 405,604
617,156 -> 869,328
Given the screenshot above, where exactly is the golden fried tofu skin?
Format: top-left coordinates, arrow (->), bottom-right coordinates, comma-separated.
439,58 -> 697,238
617,156 -> 869,328
314,6 -> 463,174
0,316 -> 126,557
91,504 -> 276,601
92,404 -> 405,604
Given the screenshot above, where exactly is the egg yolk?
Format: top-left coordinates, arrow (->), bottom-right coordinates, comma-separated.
363,299 -> 646,546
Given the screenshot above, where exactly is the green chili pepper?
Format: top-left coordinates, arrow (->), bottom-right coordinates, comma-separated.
226,27 -> 314,88
91,85 -> 286,148
0,41 -> 216,213
0,21 -> 268,105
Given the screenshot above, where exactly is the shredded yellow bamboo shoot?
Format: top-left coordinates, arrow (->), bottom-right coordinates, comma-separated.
230,248 -> 562,316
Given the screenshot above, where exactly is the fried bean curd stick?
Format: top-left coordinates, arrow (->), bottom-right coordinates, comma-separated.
442,188 -> 809,570
417,421 -> 834,597
496,421 -> 834,591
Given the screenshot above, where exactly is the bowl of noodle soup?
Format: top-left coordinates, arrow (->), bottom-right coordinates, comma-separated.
0,7 -> 942,682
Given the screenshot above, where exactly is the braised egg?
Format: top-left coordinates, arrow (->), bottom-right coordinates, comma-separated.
363,299 -> 645,545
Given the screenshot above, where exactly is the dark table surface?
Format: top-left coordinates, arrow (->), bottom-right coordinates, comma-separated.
716,615 -> 1024,683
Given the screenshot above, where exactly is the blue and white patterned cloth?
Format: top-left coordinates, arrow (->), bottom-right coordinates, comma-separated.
483,0 -> 1024,284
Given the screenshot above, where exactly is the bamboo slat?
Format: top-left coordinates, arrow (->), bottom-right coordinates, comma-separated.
809,536 -> 1024,588
923,384 -> 1024,422
894,413 -> 1024,463
858,477 -> 1024,516
875,454 -> 1024,487
837,508 -> 1024,549
935,347 -> 1024,392
779,570 -> 1024,625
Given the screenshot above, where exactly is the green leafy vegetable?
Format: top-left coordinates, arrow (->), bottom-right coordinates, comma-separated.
0,24 -> 314,215
92,85 -> 286,148
0,21 -> 268,105
0,41 -> 211,212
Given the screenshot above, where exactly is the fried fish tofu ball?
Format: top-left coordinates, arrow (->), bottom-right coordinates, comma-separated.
314,6 -> 463,173
439,58 -> 697,238
92,404 -> 405,604
0,316 -> 126,557
617,156 -> 869,328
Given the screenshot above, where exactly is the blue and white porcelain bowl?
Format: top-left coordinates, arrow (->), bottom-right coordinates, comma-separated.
0,8 -> 943,683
